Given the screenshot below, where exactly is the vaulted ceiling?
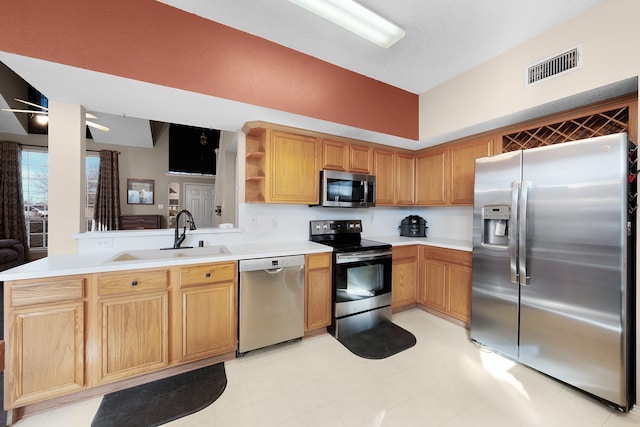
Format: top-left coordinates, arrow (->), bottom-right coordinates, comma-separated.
0,0 -> 605,149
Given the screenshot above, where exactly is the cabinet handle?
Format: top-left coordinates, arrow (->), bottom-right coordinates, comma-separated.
131,280 -> 138,287
205,272 -> 211,278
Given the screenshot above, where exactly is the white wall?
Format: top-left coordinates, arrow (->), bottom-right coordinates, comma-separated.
419,0 -> 639,145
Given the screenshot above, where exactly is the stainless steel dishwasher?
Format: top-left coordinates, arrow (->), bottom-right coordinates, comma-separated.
238,255 -> 305,354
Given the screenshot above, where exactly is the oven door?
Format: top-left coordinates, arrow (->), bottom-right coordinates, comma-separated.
333,249 -> 392,318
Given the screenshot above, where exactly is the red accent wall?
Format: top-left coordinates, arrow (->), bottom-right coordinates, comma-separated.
0,0 -> 418,140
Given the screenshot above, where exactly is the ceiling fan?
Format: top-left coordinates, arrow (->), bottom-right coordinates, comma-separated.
2,98 -> 110,131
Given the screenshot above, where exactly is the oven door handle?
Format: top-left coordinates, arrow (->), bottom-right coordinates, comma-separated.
335,250 -> 392,264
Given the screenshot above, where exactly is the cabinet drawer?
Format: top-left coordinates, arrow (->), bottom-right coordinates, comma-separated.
10,277 -> 85,307
392,245 -> 417,259
119,215 -> 161,230
422,247 -> 471,266
97,270 -> 169,296
179,262 -> 237,287
306,253 -> 332,270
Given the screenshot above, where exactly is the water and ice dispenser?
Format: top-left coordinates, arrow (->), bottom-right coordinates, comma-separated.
482,205 -> 510,246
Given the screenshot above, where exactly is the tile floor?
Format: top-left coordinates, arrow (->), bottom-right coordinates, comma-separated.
11,309 -> 640,427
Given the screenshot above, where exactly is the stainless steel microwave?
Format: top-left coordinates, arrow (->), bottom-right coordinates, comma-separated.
319,170 -> 376,208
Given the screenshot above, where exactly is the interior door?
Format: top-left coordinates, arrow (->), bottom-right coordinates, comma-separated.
185,183 -> 215,228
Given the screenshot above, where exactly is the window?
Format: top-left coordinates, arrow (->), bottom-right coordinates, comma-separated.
22,150 -> 48,250
86,155 -> 100,231
21,149 -> 101,250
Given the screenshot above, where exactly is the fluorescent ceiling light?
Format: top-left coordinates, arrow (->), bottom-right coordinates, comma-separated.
289,0 -> 405,48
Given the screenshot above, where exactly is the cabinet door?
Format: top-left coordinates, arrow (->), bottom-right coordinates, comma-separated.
99,292 -> 168,384
373,149 -> 395,205
415,148 -> 448,205
270,131 -> 319,204
322,139 -> 348,171
419,259 -> 448,312
395,153 -> 415,205
392,246 -> 418,308
180,281 -> 236,360
449,138 -> 493,204
448,264 -> 472,323
349,144 -> 372,174
305,253 -> 332,331
8,302 -> 84,407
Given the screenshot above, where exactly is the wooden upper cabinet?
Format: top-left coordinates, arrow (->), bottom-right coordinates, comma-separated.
321,139 -> 372,174
349,144 -> 373,174
415,135 -> 495,206
415,147 -> 448,206
270,131 -> 319,204
395,153 -> 415,205
321,139 -> 348,171
373,149 -> 395,205
245,126 -> 319,205
449,137 -> 494,204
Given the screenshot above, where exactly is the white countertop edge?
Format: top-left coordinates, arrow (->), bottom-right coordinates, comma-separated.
368,235 -> 472,252
0,236 -> 472,282
0,241 -> 330,281
72,227 -> 243,239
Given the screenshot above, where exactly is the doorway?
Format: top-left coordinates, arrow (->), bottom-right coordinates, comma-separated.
185,183 -> 215,228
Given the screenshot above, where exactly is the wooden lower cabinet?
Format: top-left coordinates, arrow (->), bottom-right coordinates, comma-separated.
93,269 -> 170,385
392,245 -> 418,309
4,276 -> 86,408
1,260 -> 238,413
304,253 -> 332,331
174,262 -> 237,361
418,246 -> 472,324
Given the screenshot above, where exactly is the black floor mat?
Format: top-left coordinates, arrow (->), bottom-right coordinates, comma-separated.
338,322 -> 417,359
91,363 -> 226,427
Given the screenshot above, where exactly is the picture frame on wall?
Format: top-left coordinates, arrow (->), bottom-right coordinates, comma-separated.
127,178 -> 154,205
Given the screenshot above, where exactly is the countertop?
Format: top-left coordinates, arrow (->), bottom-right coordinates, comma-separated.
368,235 -> 472,252
0,241 -> 330,281
0,236 -> 472,282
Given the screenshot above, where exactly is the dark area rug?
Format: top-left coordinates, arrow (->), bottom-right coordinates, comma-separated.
91,363 -> 226,427
338,322 -> 417,359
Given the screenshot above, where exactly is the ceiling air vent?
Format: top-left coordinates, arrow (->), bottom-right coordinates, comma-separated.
525,45 -> 582,87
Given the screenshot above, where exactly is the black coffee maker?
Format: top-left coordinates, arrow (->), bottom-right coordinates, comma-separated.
399,215 -> 427,237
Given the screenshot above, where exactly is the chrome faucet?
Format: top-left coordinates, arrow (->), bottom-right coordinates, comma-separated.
173,209 -> 197,249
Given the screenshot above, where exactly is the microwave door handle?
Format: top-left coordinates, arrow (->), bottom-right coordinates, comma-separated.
362,180 -> 368,205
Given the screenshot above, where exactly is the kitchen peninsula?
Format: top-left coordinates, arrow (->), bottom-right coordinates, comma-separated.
0,225 -> 470,423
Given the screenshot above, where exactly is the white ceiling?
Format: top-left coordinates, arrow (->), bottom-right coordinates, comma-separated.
0,0 -> 607,149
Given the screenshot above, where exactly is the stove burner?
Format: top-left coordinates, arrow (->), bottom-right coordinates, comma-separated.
309,220 -> 391,252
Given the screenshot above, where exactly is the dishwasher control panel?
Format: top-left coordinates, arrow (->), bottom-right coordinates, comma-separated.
239,255 -> 305,272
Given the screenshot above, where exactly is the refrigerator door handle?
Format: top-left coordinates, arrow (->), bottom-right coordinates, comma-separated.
519,180 -> 531,286
510,181 -> 520,284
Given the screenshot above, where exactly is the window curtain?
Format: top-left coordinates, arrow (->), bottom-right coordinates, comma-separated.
93,150 -> 121,231
0,141 -> 29,259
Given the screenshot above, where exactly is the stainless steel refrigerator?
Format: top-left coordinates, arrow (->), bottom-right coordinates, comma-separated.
471,133 -> 635,411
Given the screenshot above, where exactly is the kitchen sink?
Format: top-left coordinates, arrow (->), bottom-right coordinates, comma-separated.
108,245 -> 230,262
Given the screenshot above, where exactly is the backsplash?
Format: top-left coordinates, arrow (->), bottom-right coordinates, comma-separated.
75,203 -> 472,253
237,203 -> 473,242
